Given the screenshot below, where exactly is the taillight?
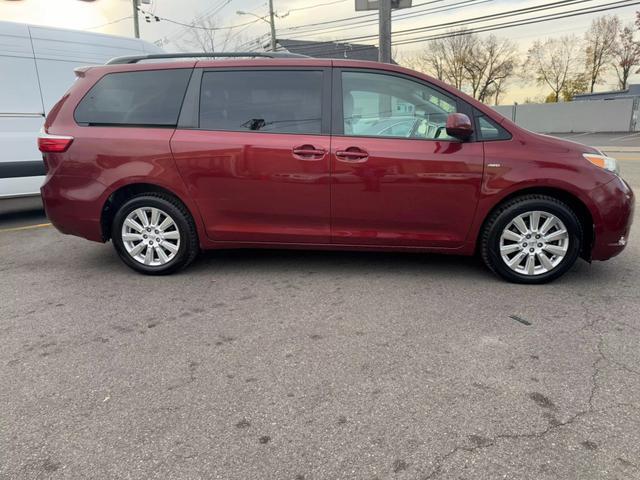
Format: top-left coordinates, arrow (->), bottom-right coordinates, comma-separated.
38,131 -> 74,153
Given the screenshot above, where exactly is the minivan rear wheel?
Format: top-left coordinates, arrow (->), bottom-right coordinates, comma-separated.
481,195 -> 582,284
112,194 -> 198,275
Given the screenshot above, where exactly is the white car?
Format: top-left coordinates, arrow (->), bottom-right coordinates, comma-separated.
0,20 -> 162,199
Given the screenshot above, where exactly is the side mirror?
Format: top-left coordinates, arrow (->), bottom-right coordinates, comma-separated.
446,113 -> 473,140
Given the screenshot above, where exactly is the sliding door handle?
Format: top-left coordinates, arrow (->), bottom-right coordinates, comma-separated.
335,148 -> 369,163
292,145 -> 326,160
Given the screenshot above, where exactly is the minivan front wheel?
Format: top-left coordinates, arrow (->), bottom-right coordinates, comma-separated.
481,195 -> 582,284
112,194 -> 198,275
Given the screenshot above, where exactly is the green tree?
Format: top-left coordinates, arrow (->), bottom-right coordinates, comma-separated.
562,75 -> 589,101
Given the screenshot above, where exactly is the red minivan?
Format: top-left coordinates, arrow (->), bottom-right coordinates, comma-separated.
39,53 -> 634,283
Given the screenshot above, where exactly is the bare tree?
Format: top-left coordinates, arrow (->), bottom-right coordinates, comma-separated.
442,31 -> 476,90
399,52 -> 433,76
584,15 -> 620,92
401,39 -> 447,81
492,77 -> 507,105
524,35 -> 584,103
404,29 -> 475,89
613,24 -> 640,90
178,15 -> 245,53
464,35 -> 518,103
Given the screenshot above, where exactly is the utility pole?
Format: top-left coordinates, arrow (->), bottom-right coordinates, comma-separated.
132,0 -> 140,38
268,0 -> 277,51
378,0 -> 392,63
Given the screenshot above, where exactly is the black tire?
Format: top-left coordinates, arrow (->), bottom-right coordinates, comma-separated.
480,195 -> 582,284
111,193 -> 199,275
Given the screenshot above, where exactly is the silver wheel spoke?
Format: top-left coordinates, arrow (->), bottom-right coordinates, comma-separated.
129,242 -> 145,257
539,216 -> 555,235
537,252 -> 554,271
136,208 -> 149,227
143,245 -> 153,265
501,230 -> 523,242
158,216 -> 174,232
525,254 -> 535,275
122,233 -> 143,242
124,218 -> 143,232
163,241 -> 178,254
150,208 -> 160,227
544,229 -> 568,242
508,251 -> 527,268
155,245 -> 170,263
513,216 -> 529,235
500,243 -> 521,254
530,211 -> 541,232
162,231 -> 180,240
543,244 -> 567,256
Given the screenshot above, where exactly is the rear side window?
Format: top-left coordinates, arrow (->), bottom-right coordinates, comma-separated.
74,69 -> 191,127
199,70 -> 323,134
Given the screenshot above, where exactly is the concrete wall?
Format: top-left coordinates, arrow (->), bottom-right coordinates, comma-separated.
491,98 -> 636,133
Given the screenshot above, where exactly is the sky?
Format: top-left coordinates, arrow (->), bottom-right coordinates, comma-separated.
1,0 -> 639,103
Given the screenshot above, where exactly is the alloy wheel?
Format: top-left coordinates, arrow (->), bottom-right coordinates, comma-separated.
499,210 -> 569,276
121,207 -> 181,266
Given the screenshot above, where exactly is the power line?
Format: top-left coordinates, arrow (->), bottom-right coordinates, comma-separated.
299,0 -> 639,56
280,0 -> 490,40
278,0 -> 448,33
399,0 -> 640,43
139,7 -> 260,31
283,0 -> 348,15
156,0 -> 450,48
237,0 -> 465,54
285,0 -> 593,47
86,16 -> 133,30
275,0 -> 609,52
163,0 -> 235,42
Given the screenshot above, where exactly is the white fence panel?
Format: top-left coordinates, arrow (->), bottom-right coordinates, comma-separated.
492,99 -> 635,133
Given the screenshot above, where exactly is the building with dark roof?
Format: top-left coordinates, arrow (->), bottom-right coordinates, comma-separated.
573,84 -> 640,101
276,38 -> 395,63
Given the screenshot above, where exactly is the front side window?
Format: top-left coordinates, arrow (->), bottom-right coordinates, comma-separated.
199,70 -> 323,134
476,114 -> 511,141
74,69 -> 192,126
342,71 -> 458,141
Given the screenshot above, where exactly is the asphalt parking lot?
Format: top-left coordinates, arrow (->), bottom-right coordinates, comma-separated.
1,161 -> 639,480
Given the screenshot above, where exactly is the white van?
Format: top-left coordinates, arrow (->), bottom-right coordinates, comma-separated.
0,21 -> 162,198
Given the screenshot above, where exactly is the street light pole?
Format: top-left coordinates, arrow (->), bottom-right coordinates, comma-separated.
268,0 -> 277,51
237,7 -> 277,52
132,0 -> 140,38
378,0 -> 391,63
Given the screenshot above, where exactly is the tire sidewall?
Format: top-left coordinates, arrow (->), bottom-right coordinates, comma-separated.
486,199 -> 582,284
112,196 -> 191,275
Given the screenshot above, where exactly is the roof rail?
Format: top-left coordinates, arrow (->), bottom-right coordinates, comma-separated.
106,52 -> 308,65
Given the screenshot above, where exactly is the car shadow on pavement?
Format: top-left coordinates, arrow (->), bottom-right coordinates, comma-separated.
191,248 -> 493,280
181,247 -> 605,286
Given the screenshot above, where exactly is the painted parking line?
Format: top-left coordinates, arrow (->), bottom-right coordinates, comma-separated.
609,132 -> 640,142
561,132 -> 593,138
0,223 -> 51,233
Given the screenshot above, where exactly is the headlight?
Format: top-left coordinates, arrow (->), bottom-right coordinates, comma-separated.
583,153 -> 619,175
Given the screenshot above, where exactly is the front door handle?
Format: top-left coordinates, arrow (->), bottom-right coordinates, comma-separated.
292,145 -> 326,160
336,147 -> 369,163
